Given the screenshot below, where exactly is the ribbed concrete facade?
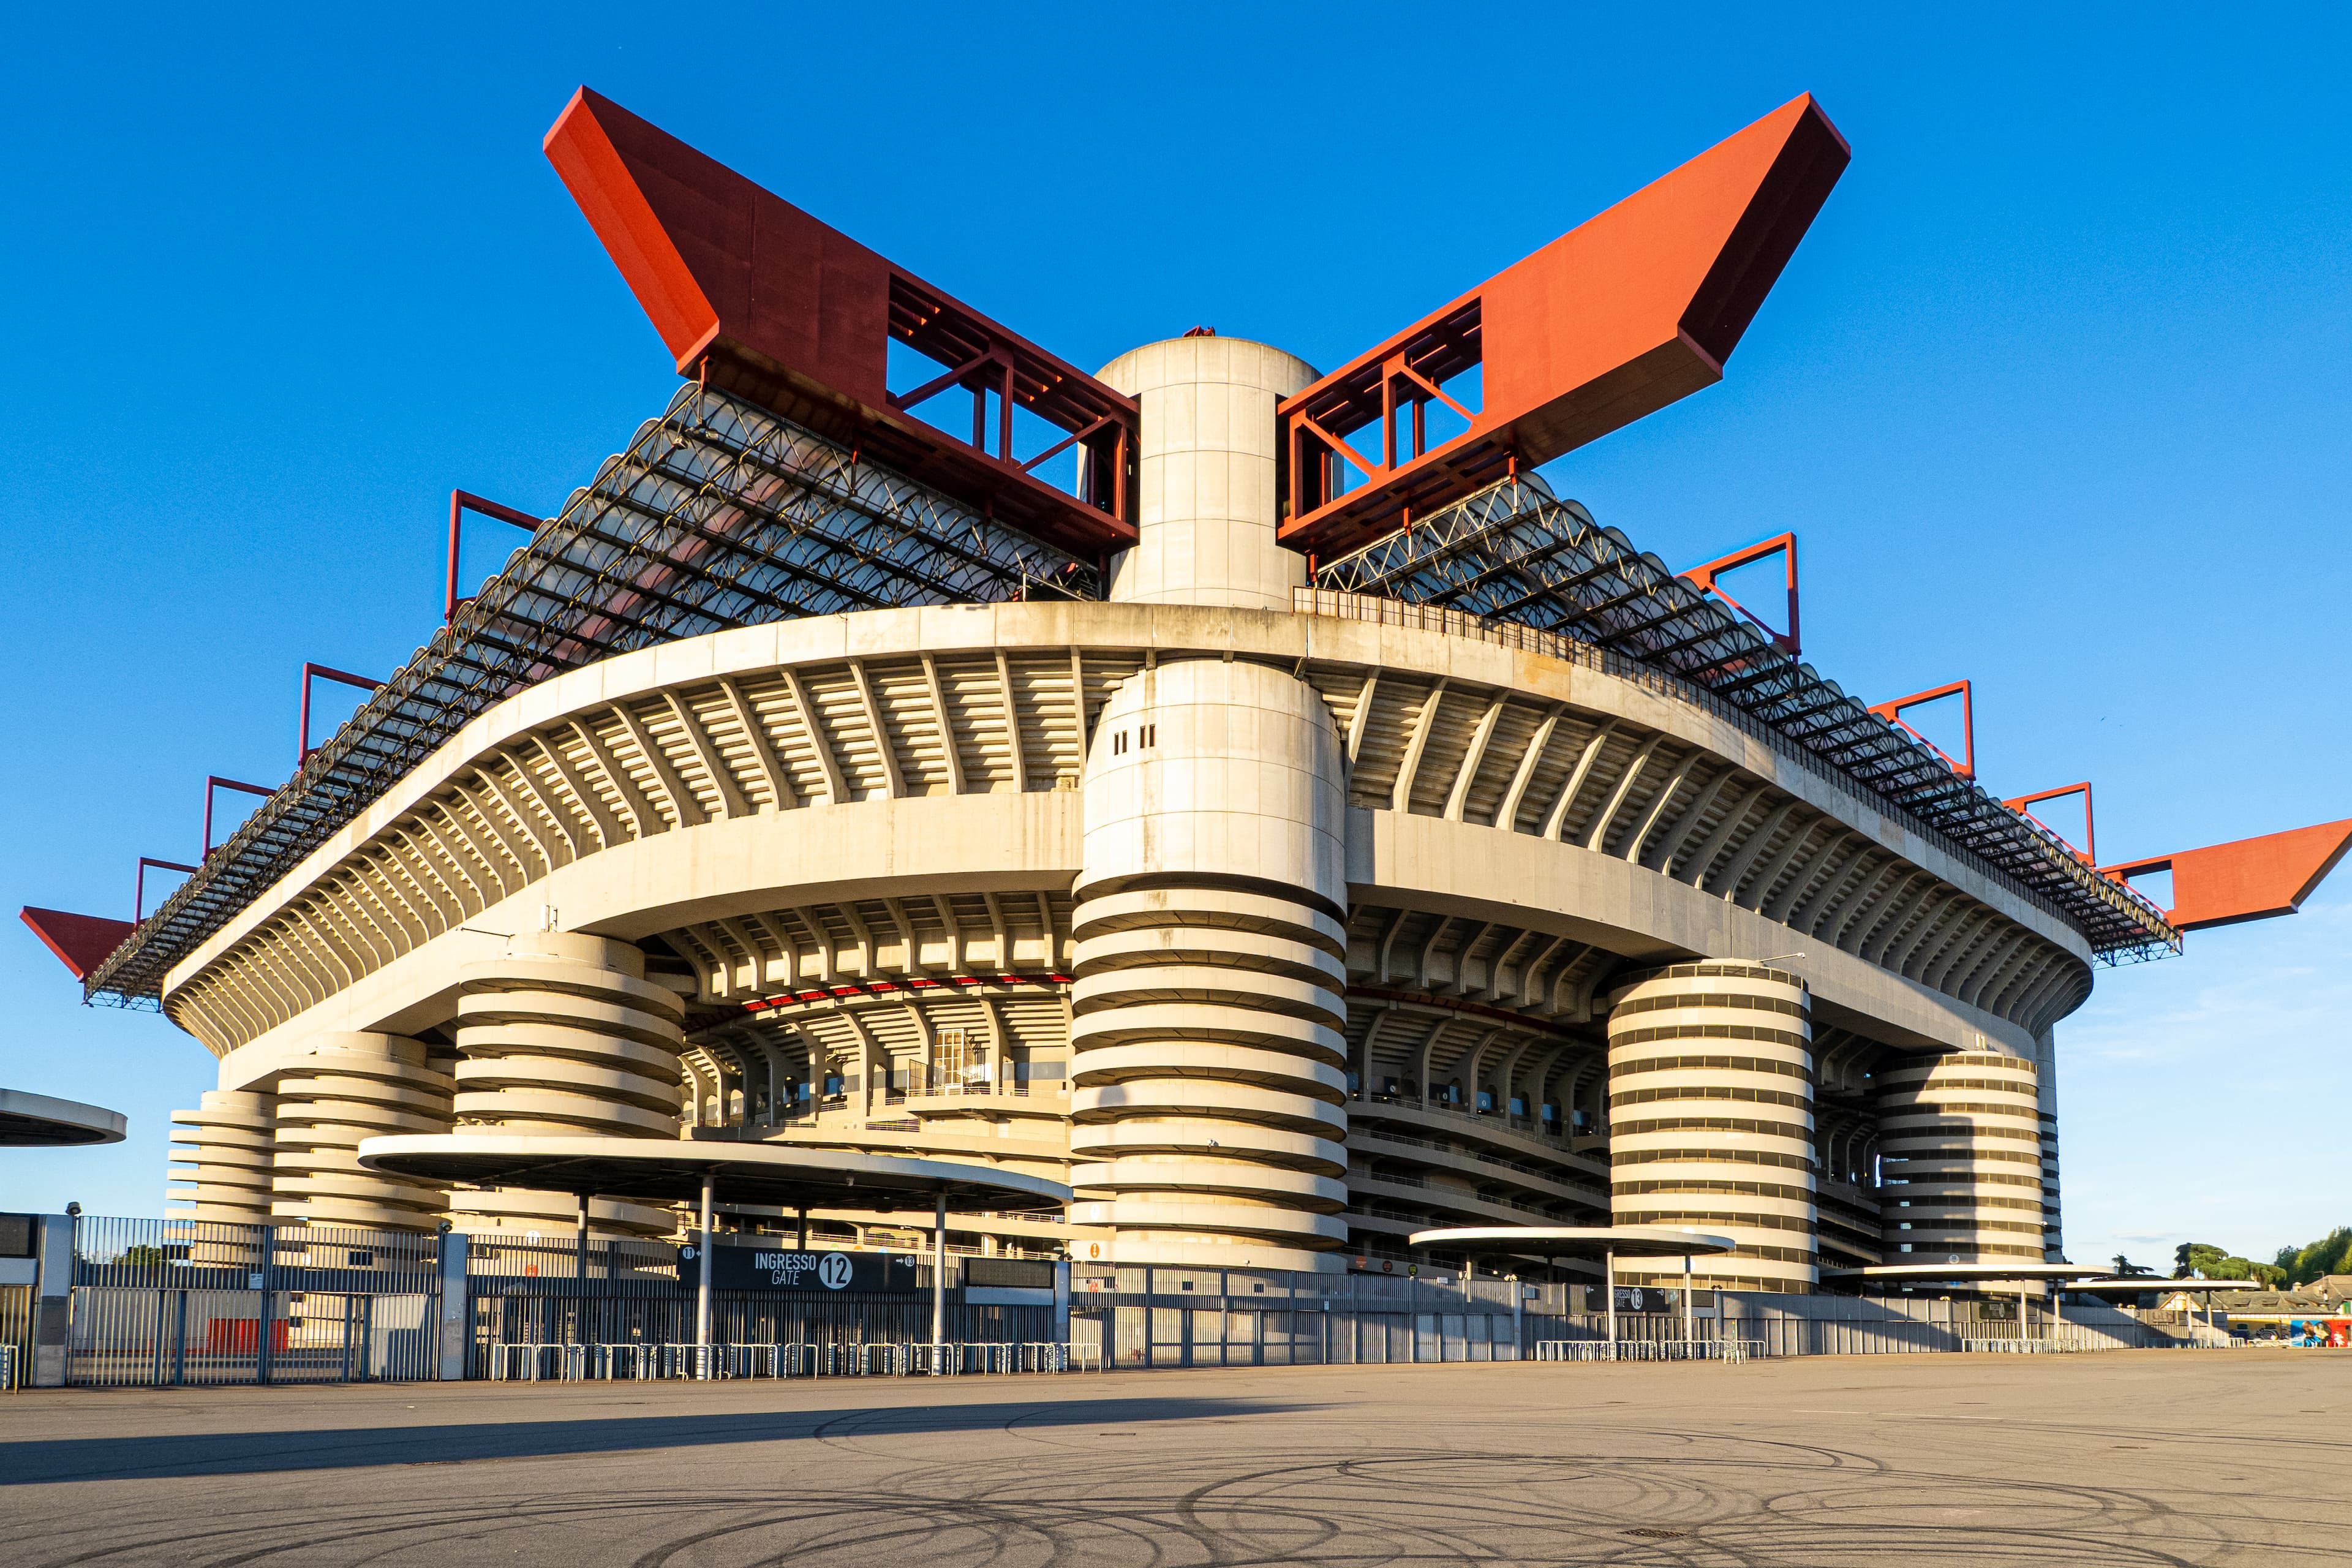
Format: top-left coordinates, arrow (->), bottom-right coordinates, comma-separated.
1877,1052 -> 2049,1264
152,335 -> 2106,1290
170,1090 -> 277,1225
1605,963 -> 1818,1292
1069,658 -> 1352,1270
270,1033 -> 451,1230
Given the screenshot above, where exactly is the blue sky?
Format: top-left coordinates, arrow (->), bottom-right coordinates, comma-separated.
2,5 -> 2343,1267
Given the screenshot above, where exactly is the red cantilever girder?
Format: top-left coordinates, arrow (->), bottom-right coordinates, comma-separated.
1682,532 -> 1800,658
2100,819 -> 2352,933
2005,783 -> 2095,865
1279,94 -> 1850,558
544,88 -> 1136,558
19,907 -> 137,981
1869,680 -> 1974,779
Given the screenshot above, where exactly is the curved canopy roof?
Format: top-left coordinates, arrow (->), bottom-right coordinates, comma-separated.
1410,1225 -> 1737,1259
360,1133 -> 1069,1215
0,1088 -> 126,1148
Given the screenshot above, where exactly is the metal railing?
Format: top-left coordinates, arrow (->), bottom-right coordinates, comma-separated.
1535,1339 -> 1762,1362
487,1339 -> 1091,1381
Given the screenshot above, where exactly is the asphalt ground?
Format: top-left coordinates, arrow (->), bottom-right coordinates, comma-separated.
1,1349 -> 2344,1566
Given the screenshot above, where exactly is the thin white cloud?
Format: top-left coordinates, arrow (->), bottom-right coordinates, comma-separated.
2057,895 -> 2352,1260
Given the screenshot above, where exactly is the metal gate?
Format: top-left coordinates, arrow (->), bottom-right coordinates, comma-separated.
68,1216 -> 442,1386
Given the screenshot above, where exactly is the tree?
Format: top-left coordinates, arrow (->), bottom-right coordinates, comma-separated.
2273,1227 -> 2352,1287
2113,1253 -> 2154,1276
2173,1241 -> 2283,1286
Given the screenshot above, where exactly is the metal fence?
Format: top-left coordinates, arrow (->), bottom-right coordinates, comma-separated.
42,1216 -> 2253,1389
0,1284 -> 29,1389
65,1216 -> 442,1387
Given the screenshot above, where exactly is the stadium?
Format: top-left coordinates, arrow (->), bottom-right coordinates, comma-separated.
21,86 -> 2349,1323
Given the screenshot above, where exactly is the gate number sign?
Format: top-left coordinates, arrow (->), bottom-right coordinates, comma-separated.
703,1246 -> 917,1294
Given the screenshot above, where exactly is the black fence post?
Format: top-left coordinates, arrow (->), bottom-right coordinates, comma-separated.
254,1224 -> 276,1385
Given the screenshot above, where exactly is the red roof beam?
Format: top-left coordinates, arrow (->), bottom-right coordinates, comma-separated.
2100,819 -> 2352,933
1869,679 -> 1974,779
2004,782 -> 2095,865
135,856 -> 200,922
446,490 -> 543,623
543,88 -> 1136,558
19,907 -> 138,982
1279,94 -> 1849,559
298,663 -> 385,764
1681,531 -> 1800,660
203,776 -> 274,860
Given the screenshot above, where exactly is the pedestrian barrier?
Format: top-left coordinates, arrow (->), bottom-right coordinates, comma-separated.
1534,1340 -> 1762,1363
1,1343 -> 16,1392
487,1339 -> 1090,1381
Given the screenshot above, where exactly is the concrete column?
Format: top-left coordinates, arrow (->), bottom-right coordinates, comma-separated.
1068,658 -> 1352,1273
695,1174 -> 714,1373
448,933 -> 685,1241
931,1190 -> 947,1360
1607,962 -> 1819,1293
434,1229 -> 470,1380
1095,336 -> 1319,611
2036,1027 -> 2064,1261
1683,1254 -> 1695,1347
1876,1050 -> 2045,1268
1604,1248 -> 1618,1358
271,1033 -> 453,1232
29,1215 -> 72,1387
169,1090 -> 277,1226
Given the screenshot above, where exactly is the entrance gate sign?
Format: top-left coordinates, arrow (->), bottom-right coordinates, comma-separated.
706,1247 -> 919,1294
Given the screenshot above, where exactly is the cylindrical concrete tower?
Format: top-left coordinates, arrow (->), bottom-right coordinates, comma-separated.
1096,336 -> 1319,610
1069,658 -> 1352,1270
2035,1030 -> 2064,1261
1606,962 -> 1819,1292
1877,1050 -> 2047,1264
449,932 -> 687,1240
270,1033 -> 454,1232
169,1088 -> 277,1226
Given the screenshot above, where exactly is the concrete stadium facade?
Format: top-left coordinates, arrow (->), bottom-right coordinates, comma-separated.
158,334 -> 2093,1294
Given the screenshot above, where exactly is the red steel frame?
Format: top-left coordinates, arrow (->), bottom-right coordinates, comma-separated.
1869,679 -> 1974,778
544,89 -> 1137,559
2005,783 -> 2095,865
203,777 -> 274,859
445,491 -> 543,622
1278,94 -> 1849,559
299,663 -> 385,764
135,857 -> 200,922
1681,532 -> 1800,659
18,907 -> 137,981
2099,819 -> 2352,932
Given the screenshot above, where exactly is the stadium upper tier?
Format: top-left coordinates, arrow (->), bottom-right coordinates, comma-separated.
82,384 -> 2171,1012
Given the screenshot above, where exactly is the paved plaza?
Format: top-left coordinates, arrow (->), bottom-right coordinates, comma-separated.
1,1350 -> 2345,1565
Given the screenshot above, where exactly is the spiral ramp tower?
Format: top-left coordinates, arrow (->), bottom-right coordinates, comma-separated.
1605,963 -> 1819,1293
450,932 -> 688,1240
169,1089 -> 279,1226
269,1033 -> 454,1232
1875,1052 -> 2048,1265
1068,658 -> 1354,1271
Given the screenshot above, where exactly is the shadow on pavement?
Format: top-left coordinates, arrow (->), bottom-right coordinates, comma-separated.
1,1393 -> 1302,1485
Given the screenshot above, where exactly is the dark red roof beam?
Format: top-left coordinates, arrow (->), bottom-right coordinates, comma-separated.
20,907 -> 137,982
2101,819 -> 2352,933
1869,680 -> 1975,780
1279,94 -> 1850,559
544,89 -> 1137,560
